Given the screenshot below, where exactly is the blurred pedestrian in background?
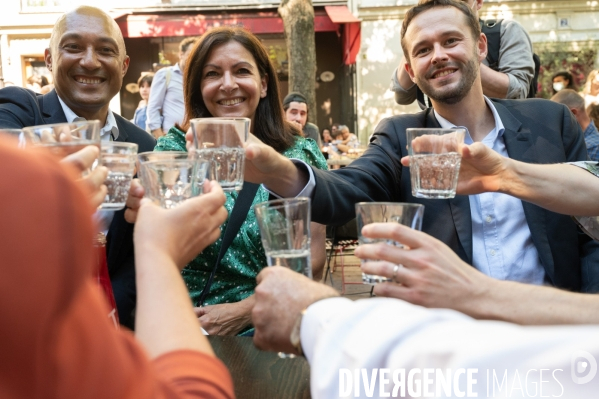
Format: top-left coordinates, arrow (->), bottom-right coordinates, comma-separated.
133,73 -> 153,132
551,71 -> 577,94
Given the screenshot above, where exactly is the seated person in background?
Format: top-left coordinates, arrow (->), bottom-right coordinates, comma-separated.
154,27 -> 328,336
283,92 -> 322,147
242,0 -> 599,294
335,125 -> 358,154
133,73 -> 154,131
0,140 -> 233,399
587,103 -> 599,139
0,5 -> 157,329
321,128 -> 333,144
551,89 -> 599,161
551,70 -> 577,94
391,0 -> 534,107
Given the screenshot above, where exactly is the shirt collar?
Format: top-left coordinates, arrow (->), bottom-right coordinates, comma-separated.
56,95 -> 119,141
174,63 -> 182,73
433,96 -> 505,145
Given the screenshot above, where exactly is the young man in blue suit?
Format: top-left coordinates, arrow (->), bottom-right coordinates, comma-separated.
243,0 -> 599,294
0,6 -> 156,328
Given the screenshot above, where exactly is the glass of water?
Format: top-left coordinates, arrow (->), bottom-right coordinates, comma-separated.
99,142 -> 138,211
407,128 -> 465,199
254,197 -> 312,277
189,117 -> 250,192
254,197 -> 312,358
355,202 -> 424,284
21,120 -> 101,159
137,151 -> 210,209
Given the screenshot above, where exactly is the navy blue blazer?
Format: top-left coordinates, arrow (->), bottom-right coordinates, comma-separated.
0,87 -> 156,328
310,98 -> 599,293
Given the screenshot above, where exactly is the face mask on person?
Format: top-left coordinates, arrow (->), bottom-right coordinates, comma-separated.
553,82 -> 565,92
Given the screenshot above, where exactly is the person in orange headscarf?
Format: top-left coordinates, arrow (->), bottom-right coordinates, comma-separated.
0,140 -> 234,399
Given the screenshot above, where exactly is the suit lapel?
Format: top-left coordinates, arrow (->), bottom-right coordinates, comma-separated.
39,90 -> 68,124
113,115 -> 130,142
493,101 -> 554,277
426,110 -> 474,262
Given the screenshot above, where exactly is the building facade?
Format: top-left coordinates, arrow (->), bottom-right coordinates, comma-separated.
0,0 -> 359,132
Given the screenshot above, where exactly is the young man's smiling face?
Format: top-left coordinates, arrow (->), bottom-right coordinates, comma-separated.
403,6 -> 486,105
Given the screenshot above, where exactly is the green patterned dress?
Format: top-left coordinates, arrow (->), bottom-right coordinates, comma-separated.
155,126 -> 327,324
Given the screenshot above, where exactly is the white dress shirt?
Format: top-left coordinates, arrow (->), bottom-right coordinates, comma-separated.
434,97 -> 544,285
302,297 -> 599,398
146,63 -> 185,132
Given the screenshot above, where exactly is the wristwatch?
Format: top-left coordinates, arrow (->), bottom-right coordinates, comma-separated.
289,309 -> 307,356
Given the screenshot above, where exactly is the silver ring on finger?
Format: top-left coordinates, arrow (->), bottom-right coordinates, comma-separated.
392,264 -> 400,284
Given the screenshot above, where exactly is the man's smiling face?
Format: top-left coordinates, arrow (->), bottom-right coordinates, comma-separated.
45,8 -> 129,119
403,6 -> 486,105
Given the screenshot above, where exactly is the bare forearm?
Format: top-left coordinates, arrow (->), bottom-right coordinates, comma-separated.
135,249 -> 214,359
479,64 -> 509,99
500,160 -> 599,216
466,277 -> 599,325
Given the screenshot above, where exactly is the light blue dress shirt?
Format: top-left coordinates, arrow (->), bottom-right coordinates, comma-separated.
434,97 -> 545,284
146,63 -> 185,132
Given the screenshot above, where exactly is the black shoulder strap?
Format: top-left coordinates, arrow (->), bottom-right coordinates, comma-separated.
197,182 -> 260,306
481,19 -> 502,71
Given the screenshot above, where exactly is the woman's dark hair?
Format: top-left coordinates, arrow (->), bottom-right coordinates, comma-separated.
137,73 -> 154,88
552,71 -> 577,94
182,26 -> 298,152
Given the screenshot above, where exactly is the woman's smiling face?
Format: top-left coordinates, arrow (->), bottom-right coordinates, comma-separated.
200,40 -> 267,124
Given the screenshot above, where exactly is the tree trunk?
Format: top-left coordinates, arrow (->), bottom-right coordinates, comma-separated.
278,0 -> 318,123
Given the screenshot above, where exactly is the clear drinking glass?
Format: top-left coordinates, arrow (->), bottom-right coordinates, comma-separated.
254,197 -> 312,279
355,202 -> 424,283
407,128 -> 465,199
189,117 -> 250,192
137,151 -> 210,209
21,120 -> 101,158
255,197 -> 312,358
100,142 -> 138,211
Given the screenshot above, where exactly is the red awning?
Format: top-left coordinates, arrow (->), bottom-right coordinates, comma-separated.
116,7 -> 361,65
116,11 -> 337,38
325,5 -> 361,65
324,5 -> 360,24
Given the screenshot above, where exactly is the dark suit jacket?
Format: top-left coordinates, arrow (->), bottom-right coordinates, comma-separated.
0,87 -> 156,327
311,98 -> 599,293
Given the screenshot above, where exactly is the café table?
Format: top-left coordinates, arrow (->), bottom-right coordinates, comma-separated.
326,156 -> 354,169
208,336 -> 311,399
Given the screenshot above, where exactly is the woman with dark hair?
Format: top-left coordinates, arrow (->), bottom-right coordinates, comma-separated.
133,73 -> 154,131
154,27 -> 327,336
551,71 -> 576,95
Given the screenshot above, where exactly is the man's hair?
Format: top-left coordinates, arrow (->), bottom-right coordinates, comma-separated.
551,89 -> 585,112
179,37 -> 198,53
282,92 -> 308,111
400,0 -> 481,62
49,6 -> 126,58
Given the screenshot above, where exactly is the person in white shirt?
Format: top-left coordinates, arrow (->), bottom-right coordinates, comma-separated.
146,37 -> 196,138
